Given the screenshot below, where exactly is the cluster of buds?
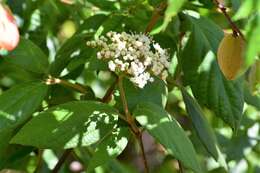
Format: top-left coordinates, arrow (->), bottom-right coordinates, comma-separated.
86,31 -> 170,88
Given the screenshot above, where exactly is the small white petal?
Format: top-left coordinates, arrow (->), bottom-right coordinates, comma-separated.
108,61 -> 116,71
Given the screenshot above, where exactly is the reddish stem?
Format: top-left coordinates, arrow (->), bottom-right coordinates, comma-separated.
212,0 -> 245,40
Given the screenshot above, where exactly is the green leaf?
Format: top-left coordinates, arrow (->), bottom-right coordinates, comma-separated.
233,0 -> 254,20
181,89 -> 218,158
0,60 -> 42,82
87,56 -> 108,71
246,17 -> 260,66
50,14 -> 129,77
181,89 -> 227,168
233,1 -> 260,66
218,132 -> 254,161
133,102 -> 201,173
198,0 -> 214,8
0,82 -> 48,131
200,61 -> 244,131
180,14 -> 244,130
0,130 -> 14,159
4,38 -> 49,74
88,127 -> 129,171
181,14 -> 223,55
0,82 -> 48,156
87,0 -> 118,11
76,14 -> 108,34
50,33 -> 94,76
11,101 -> 122,149
116,78 -> 167,112
231,0 -> 242,12
148,0 -> 164,6
122,6 -> 150,32
162,0 -> 186,29
51,14 -> 110,76
106,160 -> 138,173
0,145 -> 34,169
180,14 -> 224,85
244,85 -> 260,110
100,14 -> 126,34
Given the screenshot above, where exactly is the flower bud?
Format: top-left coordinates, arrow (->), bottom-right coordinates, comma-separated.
0,4 -> 20,51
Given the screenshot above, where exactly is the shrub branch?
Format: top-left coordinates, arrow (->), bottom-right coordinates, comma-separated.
52,149 -> 73,173
33,149 -> 44,173
118,75 -> 149,173
145,2 -> 167,34
178,160 -> 185,173
45,76 -> 88,94
212,0 -> 245,40
47,3 -> 168,170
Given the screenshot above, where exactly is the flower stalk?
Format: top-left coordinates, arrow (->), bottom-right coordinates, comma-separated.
145,2 -> 167,34
118,74 -> 149,173
45,76 -> 88,94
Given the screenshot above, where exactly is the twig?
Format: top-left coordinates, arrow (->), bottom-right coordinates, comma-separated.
212,0 -> 245,40
45,76 -> 88,94
34,149 -> 44,173
145,2 -> 167,34
52,149 -> 73,173
118,75 -> 149,173
101,76 -> 118,103
137,133 -> 149,173
118,75 -> 134,126
178,160 -> 185,173
117,75 -> 139,133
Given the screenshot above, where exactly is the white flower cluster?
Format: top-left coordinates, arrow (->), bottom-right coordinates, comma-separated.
86,31 -> 170,88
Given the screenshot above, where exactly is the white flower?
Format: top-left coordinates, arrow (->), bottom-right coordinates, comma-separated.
110,51 -> 115,57
120,50 -> 126,56
149,77 -> 154,82
97,52 -> 102,59
135,41 -> 143,47
86,31 -> 170,88
105,51 -> 110,59
161,70 -> 168,80
153,43 -> 165,54
138,34 -> 151,45
118,41 -> 126,50
144,57 -> 152,66
86,42 -> 91,46
128,47 -> 134,52
106,31 -> 113,37
108,60 -> 116,71
130,72 -> 151,88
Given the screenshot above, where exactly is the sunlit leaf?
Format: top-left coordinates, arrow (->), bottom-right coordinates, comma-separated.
11,101 -> 124,149
115,78 -> 168,112
162,0 -> 186,29
4,38 -> 49,74
0,82 -> 48,157
88,127 -> 129,171
181,88 -> 227,168
180,14 -> 244,131
133,102 -> 201,173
